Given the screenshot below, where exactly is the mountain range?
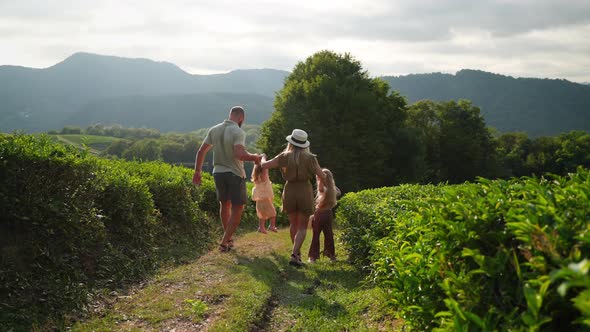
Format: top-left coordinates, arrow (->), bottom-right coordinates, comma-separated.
0,52 -> 286,132
1,52 -> 589,136
382,71 -> 590,136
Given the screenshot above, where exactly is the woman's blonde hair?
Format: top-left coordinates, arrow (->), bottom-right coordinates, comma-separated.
316,168 -> 337,209
283,143 -> 315,167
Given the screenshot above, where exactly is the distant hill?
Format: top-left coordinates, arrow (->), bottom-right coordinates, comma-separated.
381,70 -> 590,136
0,52 -> 287,132
1,53 -> 589,136
67,92 -> 274,132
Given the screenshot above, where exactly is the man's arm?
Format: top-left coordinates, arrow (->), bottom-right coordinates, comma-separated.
233,144 -> 261,163
192,142 -> 212,185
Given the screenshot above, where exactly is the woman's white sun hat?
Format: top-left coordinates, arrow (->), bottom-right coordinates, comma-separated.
286,129 -> 310,148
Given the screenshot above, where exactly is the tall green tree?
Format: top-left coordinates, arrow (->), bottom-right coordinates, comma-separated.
555,130 -> 590,172
258,51 -> 409,191
122,139 -> 162,161
103,139 -> 131,158
407,99 -> 496,183
495,132 -> 531,177
406,100 -> 442,181
525,136 -> 560,175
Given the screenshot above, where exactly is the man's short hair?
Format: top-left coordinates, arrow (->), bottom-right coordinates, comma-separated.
230,106 -> 245,117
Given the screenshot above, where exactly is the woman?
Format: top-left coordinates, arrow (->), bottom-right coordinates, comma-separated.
261,129 -> 326,266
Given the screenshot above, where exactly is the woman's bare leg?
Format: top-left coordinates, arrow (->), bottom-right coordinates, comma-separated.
288,212 -> 298,243
292,212 -> 309,258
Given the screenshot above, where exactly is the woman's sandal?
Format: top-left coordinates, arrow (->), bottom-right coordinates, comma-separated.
219,243 -> 231,252
289,253 -> 304,267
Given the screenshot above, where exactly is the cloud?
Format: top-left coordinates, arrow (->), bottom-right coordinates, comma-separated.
0,0 -> 589,81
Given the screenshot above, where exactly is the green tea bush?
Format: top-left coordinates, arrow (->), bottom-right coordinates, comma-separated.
114,161 -> 214,261
338,169 -> 590,331
338,184 -> 445,268
0,134 -> 217,330
1,135 -> 113,329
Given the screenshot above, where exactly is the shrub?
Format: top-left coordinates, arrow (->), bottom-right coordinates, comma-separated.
337,184 -> 444,267
1,135 -> 110,328
0,134 -> 216,330
338,169 -> 590,330
115,160 -> 214,261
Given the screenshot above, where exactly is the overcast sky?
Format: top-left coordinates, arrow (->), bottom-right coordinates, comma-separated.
1,0 -> 589,82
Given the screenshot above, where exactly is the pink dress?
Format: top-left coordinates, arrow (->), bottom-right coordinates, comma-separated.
252,171 -> 277,219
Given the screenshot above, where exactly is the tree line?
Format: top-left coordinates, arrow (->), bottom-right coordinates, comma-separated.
51,124 -> 161,139
50,51 -> 590,192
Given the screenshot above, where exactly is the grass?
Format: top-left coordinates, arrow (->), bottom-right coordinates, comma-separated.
51,134 -> 125,154
72,228 -> 401,331
55,134 -> 121,145
265,233 -> 400,332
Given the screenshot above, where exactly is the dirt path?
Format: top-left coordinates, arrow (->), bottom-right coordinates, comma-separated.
72,229 -> 400,331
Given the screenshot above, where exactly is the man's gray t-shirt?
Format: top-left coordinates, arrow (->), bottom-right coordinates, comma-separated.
204,120 -> 247,178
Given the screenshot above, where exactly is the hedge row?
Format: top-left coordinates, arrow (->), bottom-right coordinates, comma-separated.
1,134 -> 234,330
338,169 -> 590,331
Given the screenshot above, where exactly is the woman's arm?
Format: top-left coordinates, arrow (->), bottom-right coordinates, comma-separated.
261,155 -> 280,169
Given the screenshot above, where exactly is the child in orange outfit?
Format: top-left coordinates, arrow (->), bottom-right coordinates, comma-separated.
251,155 -> 277,233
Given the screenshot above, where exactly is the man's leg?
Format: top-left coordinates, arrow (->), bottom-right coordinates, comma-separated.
219,201 -> 231,232
219,173 -> 247,249
221,203 -> 245,245
214,173 -> 231,235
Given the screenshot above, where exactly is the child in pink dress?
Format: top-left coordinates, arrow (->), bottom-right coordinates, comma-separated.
251,155 -> 277,233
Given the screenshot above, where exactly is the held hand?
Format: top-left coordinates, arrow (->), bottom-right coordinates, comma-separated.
192,171 -> 202,186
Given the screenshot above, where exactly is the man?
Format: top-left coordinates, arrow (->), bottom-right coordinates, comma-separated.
193,106 -> 261,252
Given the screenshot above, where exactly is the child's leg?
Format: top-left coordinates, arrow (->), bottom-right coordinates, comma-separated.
269,217 -> 277,232
322,213 -> 336,260
258,218 -> 267,233
308,215 -> 321,261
